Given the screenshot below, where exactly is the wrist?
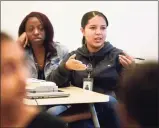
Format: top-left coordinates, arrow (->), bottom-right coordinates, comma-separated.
65,62 -> 71,70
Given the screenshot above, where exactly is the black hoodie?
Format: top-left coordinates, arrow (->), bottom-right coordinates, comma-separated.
47,42 -> 124,92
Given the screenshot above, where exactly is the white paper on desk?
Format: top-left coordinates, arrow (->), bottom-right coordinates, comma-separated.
26,78 -> 58,92
26,78 -> 45,83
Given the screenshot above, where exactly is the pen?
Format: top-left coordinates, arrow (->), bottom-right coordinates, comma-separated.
134,58 -> 145,60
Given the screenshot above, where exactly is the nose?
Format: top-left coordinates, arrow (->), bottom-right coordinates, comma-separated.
33,28 -> 40,35
95,28 -> 102,35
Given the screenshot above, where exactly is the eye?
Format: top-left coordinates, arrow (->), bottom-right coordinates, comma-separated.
90,27 -> 96,30
27,27 -> 34,32
101,26 -> 106,30
39,26 -> 44,31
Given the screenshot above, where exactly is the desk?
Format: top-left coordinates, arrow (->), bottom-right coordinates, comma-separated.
24,98 -> 37,105
24,86 -> 109,127
35,86 -> 109,105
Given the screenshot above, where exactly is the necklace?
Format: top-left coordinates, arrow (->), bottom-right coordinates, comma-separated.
35,63 -> 43,67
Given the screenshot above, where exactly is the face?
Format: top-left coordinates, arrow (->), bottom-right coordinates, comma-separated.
81,15 -> 107,51
1,41 -> 28,107
25,17 -> 46,45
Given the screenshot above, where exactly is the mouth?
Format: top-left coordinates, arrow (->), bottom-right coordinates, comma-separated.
94,37 -> 102,42
19,89 -> 26,95
18,85 -> 26,97
33,38 -> 42,40
32,38 -> 44,43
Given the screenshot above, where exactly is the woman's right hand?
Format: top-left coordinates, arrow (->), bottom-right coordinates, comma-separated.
65,54 -> 87,71
17,32 -> 28,48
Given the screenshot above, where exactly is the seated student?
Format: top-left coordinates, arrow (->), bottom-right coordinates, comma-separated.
47,11 -> 135,128
17,11 -> 68,80
17,11 -> 69,115
118,62 -> 158,128
0,32 -> 67,128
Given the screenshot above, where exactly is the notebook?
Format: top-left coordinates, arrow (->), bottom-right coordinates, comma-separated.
26,78 -> 70,99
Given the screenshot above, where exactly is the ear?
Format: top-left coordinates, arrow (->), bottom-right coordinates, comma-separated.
80,27 -> 85,36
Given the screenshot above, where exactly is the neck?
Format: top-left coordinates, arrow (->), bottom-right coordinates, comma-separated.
31,44 -> 45,57
31,43 -> 44,51
86,44 -> 104,53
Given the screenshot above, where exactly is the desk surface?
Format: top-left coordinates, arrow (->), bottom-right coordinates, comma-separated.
24,98 -> 37,105
24,86 -> 109,106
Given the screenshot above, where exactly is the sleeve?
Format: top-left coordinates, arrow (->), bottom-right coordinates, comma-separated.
27,112 -> 68,128
46,51 -> 75,87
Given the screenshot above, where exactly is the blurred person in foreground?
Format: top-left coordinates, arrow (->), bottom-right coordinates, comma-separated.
0,32 -> 67,128
118,62 -> 158,128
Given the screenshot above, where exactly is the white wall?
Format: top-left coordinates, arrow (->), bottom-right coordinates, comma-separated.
1,1 -> 158,61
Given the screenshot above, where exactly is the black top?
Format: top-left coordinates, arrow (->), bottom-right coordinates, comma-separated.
26,112 -> 67,128
47,42 -> 124,92
38,69 -> 45,80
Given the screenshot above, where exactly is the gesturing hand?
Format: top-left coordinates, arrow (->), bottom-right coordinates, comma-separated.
119,51 -> 135,69
65,54 -> 87,71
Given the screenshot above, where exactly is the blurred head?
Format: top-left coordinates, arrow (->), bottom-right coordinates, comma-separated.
1,32 -> 28,108
81,11 -> 108,52
18,11 -> 56,56
118,62 -> 158,128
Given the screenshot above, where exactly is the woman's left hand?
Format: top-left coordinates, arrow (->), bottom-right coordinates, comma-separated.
119,52 -> 135,69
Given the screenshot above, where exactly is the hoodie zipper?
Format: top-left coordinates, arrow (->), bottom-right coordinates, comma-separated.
87,54 -> 94,78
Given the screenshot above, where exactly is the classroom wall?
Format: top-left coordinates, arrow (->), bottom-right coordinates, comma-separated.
1,1 -> 158,61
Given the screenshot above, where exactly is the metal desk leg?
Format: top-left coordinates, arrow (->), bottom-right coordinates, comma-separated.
89,104 -> 100,128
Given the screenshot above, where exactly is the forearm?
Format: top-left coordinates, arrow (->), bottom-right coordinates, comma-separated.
60,112 -> 91,123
